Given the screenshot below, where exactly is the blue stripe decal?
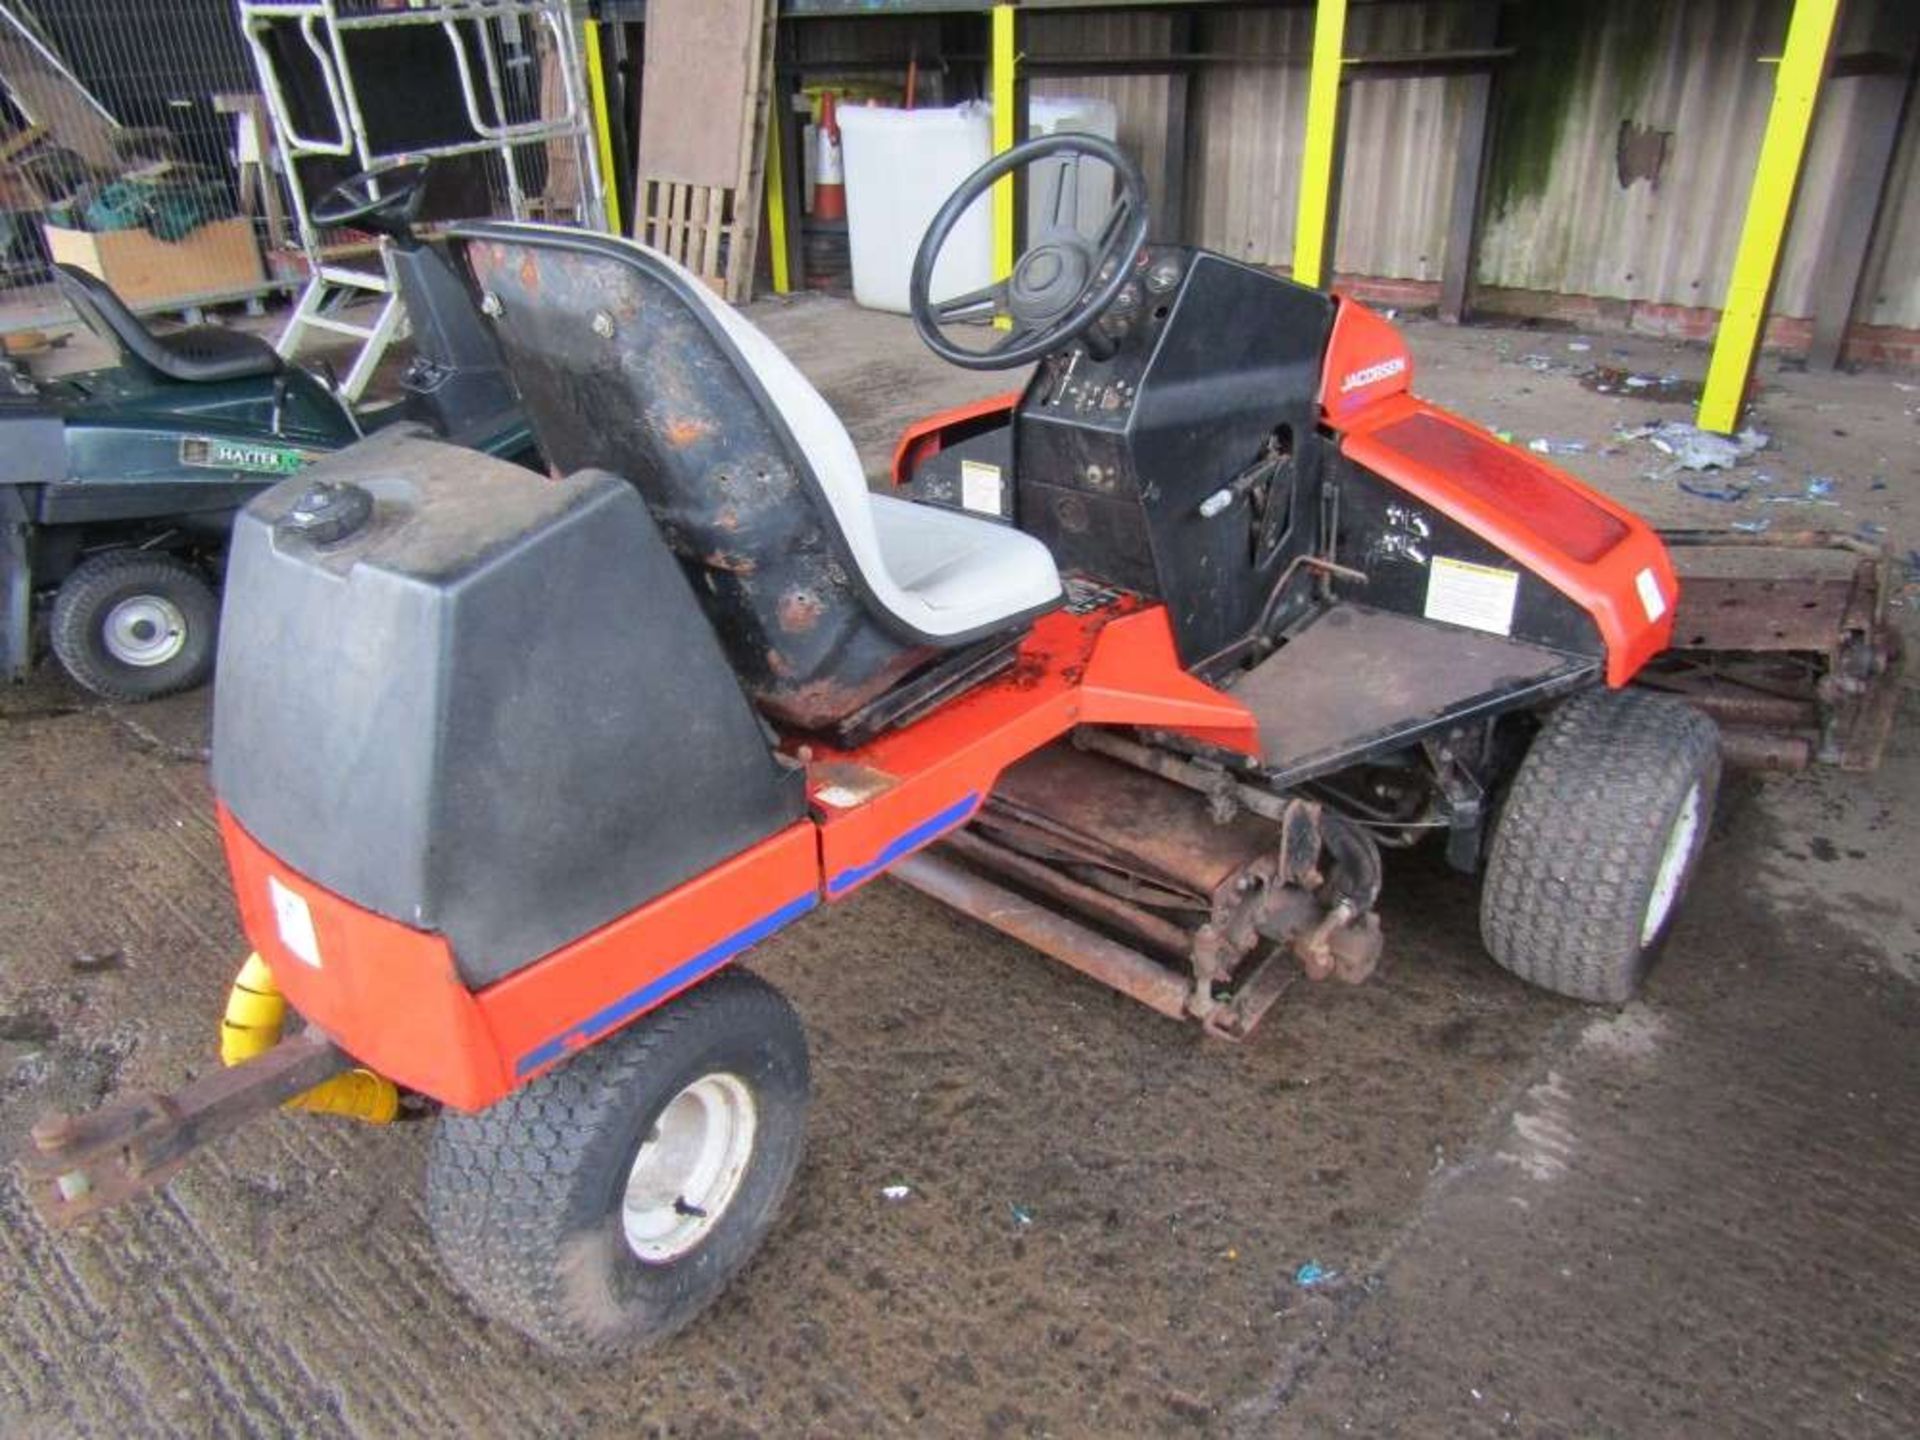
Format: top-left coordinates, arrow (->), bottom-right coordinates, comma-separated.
826,791 -> 980,898
513,890 -> 819,1079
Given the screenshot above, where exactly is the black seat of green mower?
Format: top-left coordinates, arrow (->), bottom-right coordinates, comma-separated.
55,263 -> 283,384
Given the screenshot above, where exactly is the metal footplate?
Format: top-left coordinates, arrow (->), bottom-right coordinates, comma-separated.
19,1031 -> 351,1227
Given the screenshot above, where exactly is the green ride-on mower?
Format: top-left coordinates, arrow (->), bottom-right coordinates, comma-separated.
0,158 -> 529,702
21,135 -> 1901,1358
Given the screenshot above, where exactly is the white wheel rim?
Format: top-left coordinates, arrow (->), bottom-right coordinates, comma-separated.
621,1072 -> 758,1263
1642,782 -> 1703,946
103,595 -> 188,667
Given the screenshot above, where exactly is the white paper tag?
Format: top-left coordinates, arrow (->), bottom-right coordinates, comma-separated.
1424,556 -> 1520,636
268,876 -> 322,968
1635,566 -> 1667,622
959,459 -> 1004,515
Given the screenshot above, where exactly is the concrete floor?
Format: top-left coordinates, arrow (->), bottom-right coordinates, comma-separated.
2,295 -> 1916,1437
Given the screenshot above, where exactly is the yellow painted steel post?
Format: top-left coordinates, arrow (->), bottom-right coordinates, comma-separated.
765,95 -> 791,294
582,18 -> 622,237
1697,0 -> 1840,434
1291,0 -> 1348,290
991,3 -> 1017,329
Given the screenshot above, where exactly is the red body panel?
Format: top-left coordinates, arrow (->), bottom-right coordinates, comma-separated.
1318,298 -> 1414,424
806,601 -> 1259,899
222,807 -> 509,1109
1317,294 -> 1673,684
475,824 -> 821,1092
889,390 -> 1021,485
225,805 -> 822,1110
1340,393 -> 1675,684
226,600 -> 1256,1108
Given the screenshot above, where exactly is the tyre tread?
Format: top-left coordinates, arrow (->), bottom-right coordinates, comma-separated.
427,968 -> 805,1357
48,550 -> 217,701
1480,688 -> 1720,1003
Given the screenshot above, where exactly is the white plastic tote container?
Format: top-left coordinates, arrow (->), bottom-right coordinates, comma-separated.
838,102 -> 993,315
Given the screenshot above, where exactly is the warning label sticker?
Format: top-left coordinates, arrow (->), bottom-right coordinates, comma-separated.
960,459 -> 1004,515
1423,555 -> 1520,636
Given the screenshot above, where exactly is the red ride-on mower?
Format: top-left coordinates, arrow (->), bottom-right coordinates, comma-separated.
23,136 -> 1900,1355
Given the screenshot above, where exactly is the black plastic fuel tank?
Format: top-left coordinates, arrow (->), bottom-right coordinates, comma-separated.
212,427 -> 805,987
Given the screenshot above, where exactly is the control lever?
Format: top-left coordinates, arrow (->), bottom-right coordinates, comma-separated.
1197,452 -> 1285,519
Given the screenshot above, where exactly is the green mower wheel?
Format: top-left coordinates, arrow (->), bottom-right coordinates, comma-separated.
50,550 -> 218,702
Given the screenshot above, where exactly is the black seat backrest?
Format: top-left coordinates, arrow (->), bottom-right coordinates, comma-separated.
54,263 -> 139,369
54,264 -> 282,384
448,222 -> 930,729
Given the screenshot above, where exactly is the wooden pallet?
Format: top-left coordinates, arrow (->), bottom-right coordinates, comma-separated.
631,0 -> 775,303
637,181 -> 734,291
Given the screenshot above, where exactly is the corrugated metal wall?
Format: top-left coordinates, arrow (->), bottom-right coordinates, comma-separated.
802,0 -> 1919,333
1186,1 -> 1482,281
1466,0 -> 1913,321
1477,0 -> 1784,310
1857,58 -> 1920,329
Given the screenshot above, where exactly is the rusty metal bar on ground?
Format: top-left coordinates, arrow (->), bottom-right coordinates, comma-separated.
21,1030 -> 351,1227
940,828 -> 1196,958
891,849 -> 1192,1020
1648,526 -> 1904,772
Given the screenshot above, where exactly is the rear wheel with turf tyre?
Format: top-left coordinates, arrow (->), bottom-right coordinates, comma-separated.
426,968 -> 810,1358
50,551 -> 218,701
1480,688 -> 1721,1003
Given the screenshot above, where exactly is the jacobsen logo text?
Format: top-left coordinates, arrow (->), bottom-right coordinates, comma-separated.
1338,356 -> 1407,393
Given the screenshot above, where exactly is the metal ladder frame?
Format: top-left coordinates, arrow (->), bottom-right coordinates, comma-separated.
237,0 -> 608,401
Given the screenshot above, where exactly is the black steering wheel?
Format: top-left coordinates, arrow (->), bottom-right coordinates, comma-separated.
311,157 -> 431,239
910,132 -> 1150,371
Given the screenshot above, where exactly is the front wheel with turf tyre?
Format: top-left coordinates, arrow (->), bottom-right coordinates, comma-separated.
49,551 -> 218,701
426,968 -> 809,1358
1480,688 -> 1721,1004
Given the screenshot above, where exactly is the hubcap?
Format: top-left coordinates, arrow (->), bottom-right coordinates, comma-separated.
102,595 -> 188,668
1642,782 -> 1703,945
621,1072 -> 758,1263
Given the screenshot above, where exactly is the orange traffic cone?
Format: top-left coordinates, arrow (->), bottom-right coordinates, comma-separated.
813,92 -> 846,221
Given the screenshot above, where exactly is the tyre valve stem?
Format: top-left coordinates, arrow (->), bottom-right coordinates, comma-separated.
673,1196 -> 708,1218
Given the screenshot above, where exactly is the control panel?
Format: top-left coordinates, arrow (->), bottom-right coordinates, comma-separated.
1026,245 -> 1190,430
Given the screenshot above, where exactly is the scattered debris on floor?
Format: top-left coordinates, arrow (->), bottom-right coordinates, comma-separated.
1581,367 -> 1702,403
1009,1202 -> 1035,1227
881,1183 -> 912,1201
1618,419 -> 1770,472
0,1011 -> 58,1045
1677,475 -> 1752,503
1294,1261 -> 1338,1289
1759,476 -> 1840,505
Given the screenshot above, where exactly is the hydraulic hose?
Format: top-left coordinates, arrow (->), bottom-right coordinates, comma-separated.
221,953 -> 400,1124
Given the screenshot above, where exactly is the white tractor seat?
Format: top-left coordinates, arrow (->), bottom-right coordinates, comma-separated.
664,244 -> 1064,640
